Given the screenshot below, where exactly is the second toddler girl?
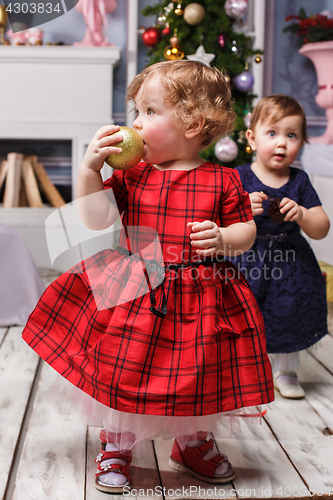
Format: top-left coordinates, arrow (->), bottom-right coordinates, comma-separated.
232,94 -> 330,399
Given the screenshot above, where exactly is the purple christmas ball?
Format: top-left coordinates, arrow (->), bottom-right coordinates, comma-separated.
224,0 -> 248,19
234,70 -> 254,92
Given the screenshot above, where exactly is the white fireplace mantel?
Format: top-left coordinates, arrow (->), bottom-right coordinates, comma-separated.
0,45 -> 121,195
0,45 -> 121,267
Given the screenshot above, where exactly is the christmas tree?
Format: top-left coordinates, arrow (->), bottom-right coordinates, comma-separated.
141,0 -> 262,168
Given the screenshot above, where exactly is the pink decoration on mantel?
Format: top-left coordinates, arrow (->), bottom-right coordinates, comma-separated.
74,0 -> 117,46
299,41 -> 333,144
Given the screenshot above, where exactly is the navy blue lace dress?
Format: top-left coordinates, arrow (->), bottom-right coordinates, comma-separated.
231,164 -> 328,353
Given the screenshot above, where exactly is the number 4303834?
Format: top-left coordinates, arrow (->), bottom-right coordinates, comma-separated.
5,3 -> 61,14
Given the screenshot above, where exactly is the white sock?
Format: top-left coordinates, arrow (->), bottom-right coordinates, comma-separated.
271,351 -> 300,373
272,352 -> 301,386
185,439 -> 229,476
98,442 -> 131,487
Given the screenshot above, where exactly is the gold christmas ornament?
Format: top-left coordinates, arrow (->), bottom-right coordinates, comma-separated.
105,127 -> 144,170
245,144 -> 252,154
164,33 -> 185,60
174,3 -> 183,15
255,53 -> 262,63
183,3 -> 205,26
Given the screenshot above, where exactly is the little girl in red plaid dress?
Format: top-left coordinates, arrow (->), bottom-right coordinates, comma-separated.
23,60 -> 274,493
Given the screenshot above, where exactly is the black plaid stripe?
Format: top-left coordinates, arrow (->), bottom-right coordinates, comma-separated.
23,162 -> 274,416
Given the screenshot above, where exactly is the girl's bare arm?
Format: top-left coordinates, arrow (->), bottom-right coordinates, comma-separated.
76,125 -> 123,230
280,198 -> 330,240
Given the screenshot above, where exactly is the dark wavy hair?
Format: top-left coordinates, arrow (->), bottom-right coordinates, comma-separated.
126,60 -> 236,148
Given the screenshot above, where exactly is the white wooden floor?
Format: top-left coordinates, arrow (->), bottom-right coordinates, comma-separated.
1,273 -> 333,500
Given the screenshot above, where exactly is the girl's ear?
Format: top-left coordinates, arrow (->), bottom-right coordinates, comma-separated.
185,116 -> 205,139
246,128 -> 257,151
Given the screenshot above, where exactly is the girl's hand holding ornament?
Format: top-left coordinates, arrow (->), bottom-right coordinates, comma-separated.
104,127 -> 144,170
280,197 -> 303,222
187,220 -> 223,257
82,125 -> 123,173
81,125 -> 144,173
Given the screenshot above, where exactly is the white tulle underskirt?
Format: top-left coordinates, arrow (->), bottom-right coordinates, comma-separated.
51,374 -> 266,451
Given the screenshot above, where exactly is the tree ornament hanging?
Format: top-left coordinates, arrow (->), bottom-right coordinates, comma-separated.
214,136 -> 239,162
165,2 -> 174,13
254,53 -> 262,63
186,45 -> 215,66
162,25 -> 171,36
157,15 -> 167,26
217,33 -> 227,48
231,40 -> 242,56
234,70 -> 254,92
243,111 -> 252,128
158,3 -> 173,27
183,3 -> 205,26
224,0 -> 248,19
232,18 -> 249,35
174,2 -> 184,15
238,130 -> 246,144
142,27 -> 162,47
245,144 -> 252,154
164,33 -> 185,60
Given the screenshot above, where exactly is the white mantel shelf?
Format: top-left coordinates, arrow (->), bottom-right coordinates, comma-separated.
0,45 -> 121,267
0,45 -> 122,64
0,45 -> 121,135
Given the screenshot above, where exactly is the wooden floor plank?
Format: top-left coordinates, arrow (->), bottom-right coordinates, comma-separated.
261,351 -> 333,497
264,396 -> 333,497
298,349 -> 333,432
11,363 -> 87,500
309,334 -> 333,375
214,416 -> 307,499
0,327 -> 7,345
0,326 -> 39,500
86,427 -> 161,500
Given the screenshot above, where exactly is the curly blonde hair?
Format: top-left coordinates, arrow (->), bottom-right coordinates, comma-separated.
126,60 -> 236,148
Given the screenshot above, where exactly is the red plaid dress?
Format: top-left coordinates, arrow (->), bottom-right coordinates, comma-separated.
22,162 -> 274,416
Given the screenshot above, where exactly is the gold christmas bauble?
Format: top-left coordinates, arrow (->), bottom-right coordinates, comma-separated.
105,127 -> 144,170
245,145 -> 252,154
174,3 -> 183,15
183,3 -> 205,26
164,43 -> 185,60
